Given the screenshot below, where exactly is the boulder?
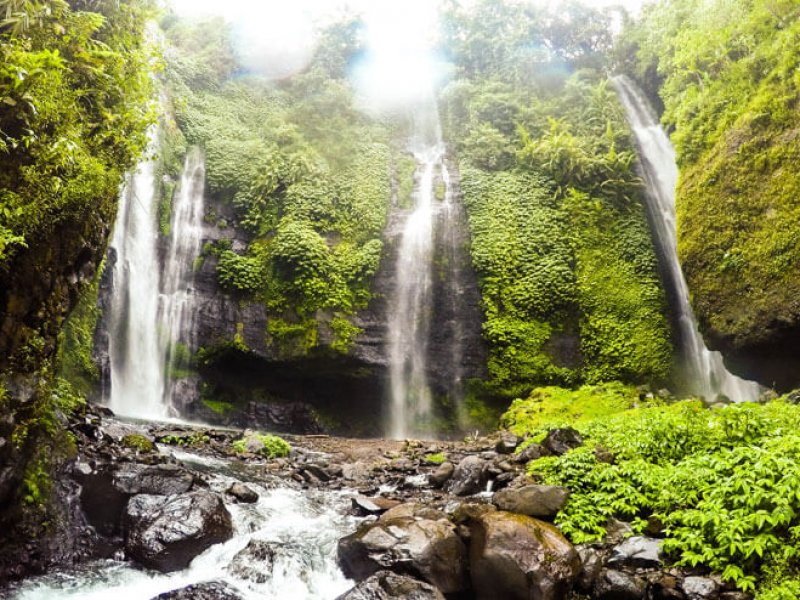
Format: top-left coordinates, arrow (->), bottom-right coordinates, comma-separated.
607,536 -> 663,569
337,517 -> 468,594
353,496 -> 402,516
227,539 -> 277,584
335,570 -> 445,600
380,503 -> 448,522
226,483 -> 259,504
594,569 -> 646,600
469,511 -> 580,600
114,463 -> 195,496
512,443 -> 550,464
150,581 -> 242,600
446,456 -> 489,496
575,545 -> 604,593
125,490 -> 233,572
681,576 -> 719,600
492,484 -> 570,520
650,574 -> 686,600
542,428 -> 583,456
495,433 -> 521,454
428,462 -> 454,487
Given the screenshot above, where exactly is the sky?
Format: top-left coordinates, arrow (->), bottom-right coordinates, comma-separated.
167,0 -> 649,110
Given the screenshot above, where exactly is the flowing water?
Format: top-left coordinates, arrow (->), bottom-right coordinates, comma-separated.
107,146 -> 206,419
613,76 -> 762,402
387,105 -> 460,438
10,450 -> 356,600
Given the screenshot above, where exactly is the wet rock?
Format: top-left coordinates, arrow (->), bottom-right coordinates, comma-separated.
681,576 -> 719,600
492,484 -> 570,520
451,502 -> 496,525
380,502 -> 448,522
576,545 -> 604,593
495,433 -> 521,454
594,569 -> 646,600
512,443 -> 550,464
542,428 -> 584,456
114,463 -> 195,496
650,574 -> 686,600
353,496 -> 401,515
126,490 -> 233,572
719,593 -> 752,600
335,570 -> 445,600
427,462 -> 454,487
607,536 -> 663,569
226,482 -> 258,503
446,456 -> 489,496
227,539 -> 277,583
151,581 -> 243,600
337,516 -> 468,594
469,511 -> 580,600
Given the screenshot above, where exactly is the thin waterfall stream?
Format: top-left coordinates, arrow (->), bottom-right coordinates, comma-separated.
613,76 -> 762,402
107,144 -> 206,419
387,103 -> 462,438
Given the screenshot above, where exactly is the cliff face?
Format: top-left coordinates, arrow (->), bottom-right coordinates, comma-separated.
619,0 -> 800,390
171,161 -> 487,436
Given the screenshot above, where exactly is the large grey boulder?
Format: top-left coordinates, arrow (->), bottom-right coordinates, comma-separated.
469,511 -> 580,600
607,536 -> 663,569
335,570 -> 445,600
114,463 -> 195,496
125,490 -> 233,572
492,484 -> 570,519
337,516 -> 468,594
446,456 -> 489,496
227,539 -> 278,584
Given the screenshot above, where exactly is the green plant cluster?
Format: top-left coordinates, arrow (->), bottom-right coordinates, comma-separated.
441,8 -> 673,395
231,433 -> 291,459
161,16 -> 397,357
514,396 -> 800,594
619,0 -> 800,351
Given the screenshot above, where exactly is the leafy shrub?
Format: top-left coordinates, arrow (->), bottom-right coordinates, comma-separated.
521,399 -> 800,592
232,433 -> 291,458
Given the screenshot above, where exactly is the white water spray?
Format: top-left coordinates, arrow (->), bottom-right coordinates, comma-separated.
107,144 -> 206,418
613,76 -> 762,402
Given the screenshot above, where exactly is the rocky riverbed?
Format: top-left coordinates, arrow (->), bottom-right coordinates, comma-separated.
2,407 -> 753,600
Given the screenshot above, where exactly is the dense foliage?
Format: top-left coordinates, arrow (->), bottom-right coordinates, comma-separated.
162,16 -> 397,357
441,0 -> 672,397
506,393 -> 800,595
618,0 -> 800,354
0,0 -> 154,534
0,0 -> 154,269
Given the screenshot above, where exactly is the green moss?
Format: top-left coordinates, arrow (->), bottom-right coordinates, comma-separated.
266,317 -> 317,358
202,398 -> 235,415
56,260 -> 105,397
425,452 -> 447,464
501,382 -> 644,440
121,434 -> 156,453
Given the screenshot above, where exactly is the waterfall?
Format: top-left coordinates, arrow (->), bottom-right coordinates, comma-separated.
160,148 -> 206,406
107,143 -> 206,418
613,76 -> 762,402
387,103 -> 460,438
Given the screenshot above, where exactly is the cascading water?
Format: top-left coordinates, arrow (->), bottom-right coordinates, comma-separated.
160,148 -> 206,406
107,144 -> 206,418
107,147 -> 169,419
613,75 -> 762,402
10,448 -> 357,600
387,105 -> 456,438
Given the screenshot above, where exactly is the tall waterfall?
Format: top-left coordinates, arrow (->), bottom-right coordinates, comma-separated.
107,145 -> 206,418
387,105 -> 458,438
613,76 -> 762,402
